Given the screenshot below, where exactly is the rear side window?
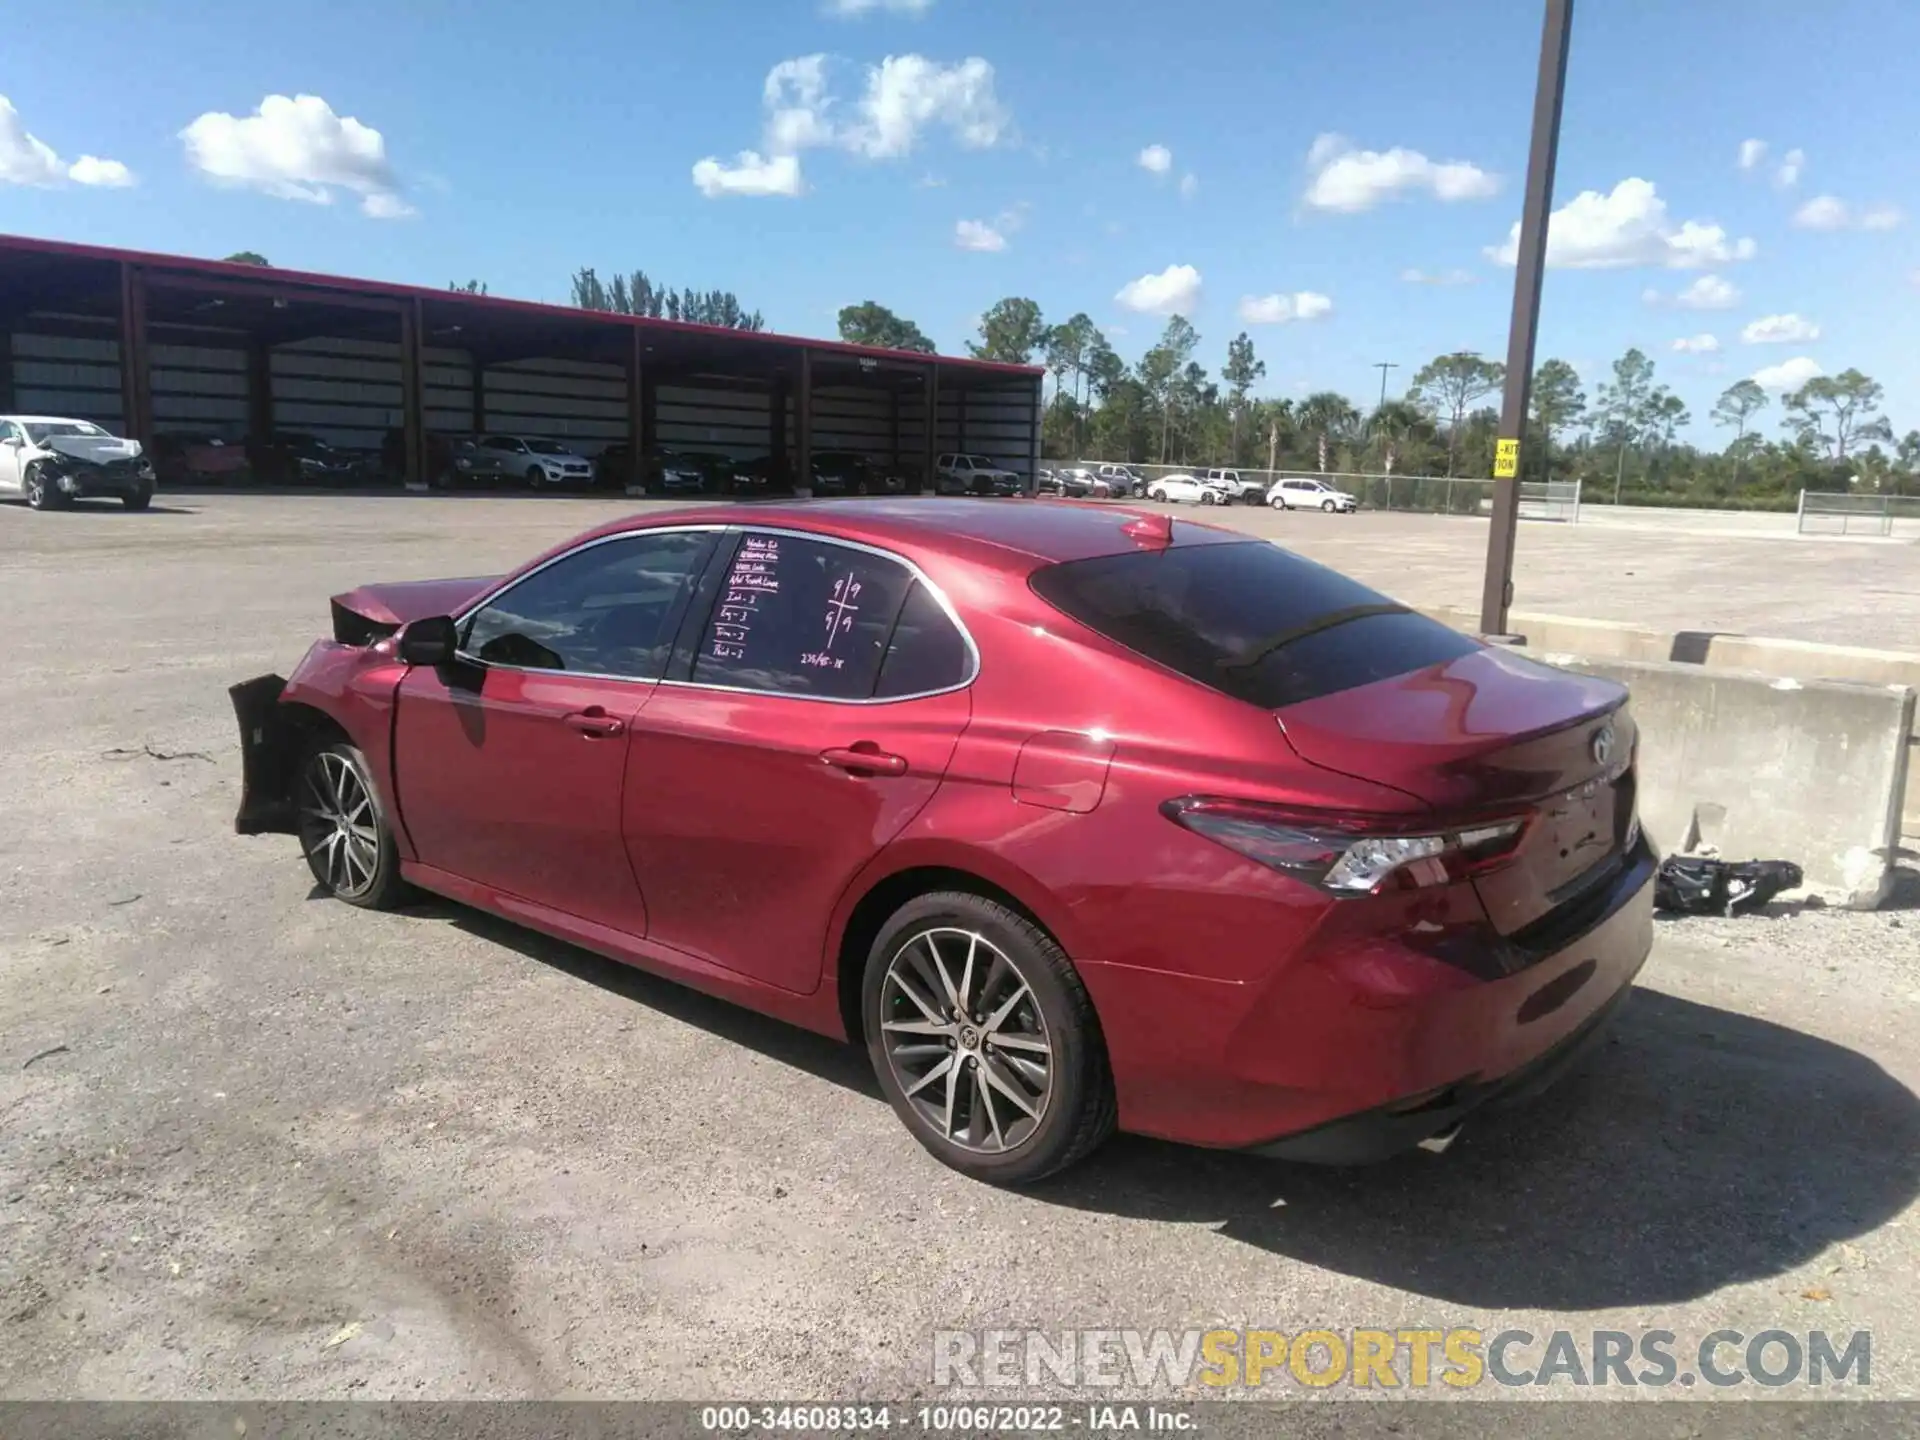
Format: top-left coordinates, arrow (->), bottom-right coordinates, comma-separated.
1029,540 -> 1477,709
875,581 -> 972,697
693,534 -> 916,699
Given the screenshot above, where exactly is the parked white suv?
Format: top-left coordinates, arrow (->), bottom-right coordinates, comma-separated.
1201,467 -> 1260,503
936,453 -> 1023,496
479,434 -> 595,487
1267,477 -> 1358,512
0,415 -> 155,511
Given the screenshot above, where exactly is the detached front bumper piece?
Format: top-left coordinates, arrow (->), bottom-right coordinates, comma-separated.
230,674 -> 297,835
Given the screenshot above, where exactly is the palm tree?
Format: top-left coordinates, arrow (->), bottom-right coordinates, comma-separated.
1365,399 -> 1433,475
1296,392 -> 1360,474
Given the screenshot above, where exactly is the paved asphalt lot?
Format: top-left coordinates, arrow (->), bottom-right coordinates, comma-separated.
2,491 -> 1918,1404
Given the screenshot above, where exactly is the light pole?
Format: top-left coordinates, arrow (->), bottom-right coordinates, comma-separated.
1479,0 -> 1574,638
1373,361 -> 1398,412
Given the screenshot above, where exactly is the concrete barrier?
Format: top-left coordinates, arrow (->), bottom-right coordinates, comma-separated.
1425,608 -> 1920,840
1545,657 -> 1914,909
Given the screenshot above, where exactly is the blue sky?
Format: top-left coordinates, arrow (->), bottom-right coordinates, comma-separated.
3,0 -> 1917,441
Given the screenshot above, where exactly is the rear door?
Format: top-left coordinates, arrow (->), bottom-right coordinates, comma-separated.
392,527 -> 718,933
623,529 -> 974,993
0,421 -> 22,491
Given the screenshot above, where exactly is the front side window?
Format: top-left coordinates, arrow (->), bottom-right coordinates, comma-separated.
461,530 -> 716,678
692,533 -> 920,700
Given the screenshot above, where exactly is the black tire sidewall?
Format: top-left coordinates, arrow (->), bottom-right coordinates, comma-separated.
862,891 -> 1107,1184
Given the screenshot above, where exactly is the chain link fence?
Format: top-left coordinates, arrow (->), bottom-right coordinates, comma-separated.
1059,462 -> 1581,520
1796,490 -> 1920,538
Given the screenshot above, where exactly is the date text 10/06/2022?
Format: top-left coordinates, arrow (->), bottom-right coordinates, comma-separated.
699,1405 -> 1196,1433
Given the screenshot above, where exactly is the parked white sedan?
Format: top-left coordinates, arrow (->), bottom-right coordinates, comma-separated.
1267,477 -> 1358,512
1146,472 -> 1229,505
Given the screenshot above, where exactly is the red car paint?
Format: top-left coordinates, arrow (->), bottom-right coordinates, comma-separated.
244,499 -> 1653,1154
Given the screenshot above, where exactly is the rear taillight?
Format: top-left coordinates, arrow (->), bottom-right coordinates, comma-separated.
1161,796 -> 1528,896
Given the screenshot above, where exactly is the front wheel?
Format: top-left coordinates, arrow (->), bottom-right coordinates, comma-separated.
122,484 -> 153,512
525,466 -> 545,487
1322,498 -> 1338,512
863,891 -> 1115,1184
1200,490 -> 1216,505
296,741 -> 411,909
24,466 -> 66,511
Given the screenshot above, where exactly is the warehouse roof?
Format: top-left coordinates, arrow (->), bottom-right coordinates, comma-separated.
0,232 -> 1042,387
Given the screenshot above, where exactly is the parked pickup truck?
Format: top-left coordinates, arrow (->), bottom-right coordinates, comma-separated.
936,452 -> 1024,496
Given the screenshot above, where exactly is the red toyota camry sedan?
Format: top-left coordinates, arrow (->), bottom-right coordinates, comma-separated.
231,499 -> 1653,1183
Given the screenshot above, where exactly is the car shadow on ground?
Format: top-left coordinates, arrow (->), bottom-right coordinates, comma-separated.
434,902 -> 880,1096
410,899 -> 1920,1311
1032,988 -> 1920,1310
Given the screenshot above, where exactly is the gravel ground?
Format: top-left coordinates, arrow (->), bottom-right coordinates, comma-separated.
2,492 -> 1918,1408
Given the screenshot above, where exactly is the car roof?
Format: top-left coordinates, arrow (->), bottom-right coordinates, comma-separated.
579,498 -> 1250,571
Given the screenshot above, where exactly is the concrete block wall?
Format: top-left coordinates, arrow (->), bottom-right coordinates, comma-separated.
1423,606 -> 1920,842
1551,658 -> 1913,909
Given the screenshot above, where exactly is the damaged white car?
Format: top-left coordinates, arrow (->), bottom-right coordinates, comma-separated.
1,415 -> 157,511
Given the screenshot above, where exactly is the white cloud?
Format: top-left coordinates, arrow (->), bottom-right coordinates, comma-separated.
845,55 -> 1009,158
1178,172 -> 1198,200
1741,313 -> 1820,345
1737,138 -> 1767,171
1,96 -> 134,188
764,55 -> 837,153
1751,356 -> 1822,391
1671,334 -> 1720,353
692,150 -> 805,197
954,218 -> 1006,251
1486,178 -> 1756,270
181,94 -> 408,214
702,53 -> 1010,194
1400,267 -> 1477,285
825,0 -> 932,14
1775,148 -> 1804,187
1676,273 -> 1739,309
1137,144 -> 1172,175
1791,194 -> 1902,231
65,155 -> 135,188
1115,263 -> 1202,317
1303,133 -> 1499,213
1792,194 -> 1848,230
1236,291 -> 1333,324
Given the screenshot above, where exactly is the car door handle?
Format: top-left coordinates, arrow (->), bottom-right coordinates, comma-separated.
820,744 -> 908,777
563,707 -> 625,738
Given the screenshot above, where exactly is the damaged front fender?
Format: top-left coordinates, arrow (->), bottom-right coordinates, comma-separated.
230,674 -> 298,835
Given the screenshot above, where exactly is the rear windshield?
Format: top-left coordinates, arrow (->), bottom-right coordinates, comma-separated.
1030,540 -> 1478,709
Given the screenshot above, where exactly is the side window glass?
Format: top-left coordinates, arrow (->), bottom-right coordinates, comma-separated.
875,581 -> 972,697
693,534 -> 915,699
461,531 -> 715,678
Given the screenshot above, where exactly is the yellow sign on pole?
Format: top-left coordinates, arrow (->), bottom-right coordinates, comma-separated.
1493,439 -> 1521,479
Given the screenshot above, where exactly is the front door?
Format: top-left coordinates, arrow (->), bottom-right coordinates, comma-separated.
0,421 -> 24,492
624,531 -> 976,993
391,526 -> 718,934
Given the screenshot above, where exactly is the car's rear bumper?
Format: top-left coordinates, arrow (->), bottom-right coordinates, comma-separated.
1082,838 -> 1656,1158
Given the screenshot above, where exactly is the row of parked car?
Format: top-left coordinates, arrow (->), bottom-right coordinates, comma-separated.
1038,464 -> 1359,512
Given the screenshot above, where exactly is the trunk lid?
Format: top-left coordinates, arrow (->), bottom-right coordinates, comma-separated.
1276,644 -> 1636,934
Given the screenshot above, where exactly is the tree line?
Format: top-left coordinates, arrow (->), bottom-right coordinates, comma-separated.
569,267 -> 765,331
835,295 -> 1916,505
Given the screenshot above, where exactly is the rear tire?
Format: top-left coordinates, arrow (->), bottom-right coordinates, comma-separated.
295,741 -> 411,910
863,891 -> 1115,1185
1149,487 -> 1166,503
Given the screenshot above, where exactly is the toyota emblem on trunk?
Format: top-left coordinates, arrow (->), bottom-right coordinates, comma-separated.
1591,724 -> 1615,766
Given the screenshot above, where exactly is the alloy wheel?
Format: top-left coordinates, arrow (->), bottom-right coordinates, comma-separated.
879,926 -> 1054,1154
297,751 -> 381,900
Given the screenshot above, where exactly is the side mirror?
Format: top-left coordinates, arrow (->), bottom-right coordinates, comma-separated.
398,615 -> 459,667
0,436 -> 20,448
